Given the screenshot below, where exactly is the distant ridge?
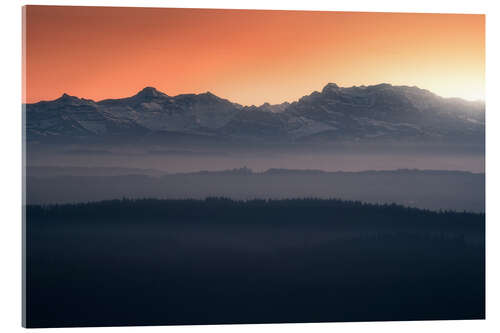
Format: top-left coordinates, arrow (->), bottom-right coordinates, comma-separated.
26,166 -> 484,212
32,83 -> 483,106
28,165 -> 483,178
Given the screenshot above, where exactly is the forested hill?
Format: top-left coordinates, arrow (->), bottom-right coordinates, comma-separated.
27,197 -> 484,227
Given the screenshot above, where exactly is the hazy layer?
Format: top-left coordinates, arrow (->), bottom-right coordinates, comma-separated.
27,144 -> 485,173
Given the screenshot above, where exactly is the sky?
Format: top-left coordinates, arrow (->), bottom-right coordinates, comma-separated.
23,6 -> 485,105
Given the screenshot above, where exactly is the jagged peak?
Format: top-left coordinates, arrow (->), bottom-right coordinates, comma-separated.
322,83 -> 340,93
197,91 -> 223,100
135,86 -> 167,99
58,93 -> 78,99
174,91 -> 222,100
55,93 -> 83,104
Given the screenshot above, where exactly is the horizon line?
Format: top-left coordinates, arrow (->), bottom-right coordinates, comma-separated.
27,164 -> 485,176
24,82 -> 485,106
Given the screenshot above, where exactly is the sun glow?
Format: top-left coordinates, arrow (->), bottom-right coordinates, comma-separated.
24,7 -> 484,105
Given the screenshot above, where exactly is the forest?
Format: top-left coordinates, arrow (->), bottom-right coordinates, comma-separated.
26,198 -> 485,327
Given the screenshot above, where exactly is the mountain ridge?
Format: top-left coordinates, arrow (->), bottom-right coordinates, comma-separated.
25,83 -> 485,145
29,83 -> 484,107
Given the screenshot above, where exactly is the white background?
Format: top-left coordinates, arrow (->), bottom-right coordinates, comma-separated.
0,0 -> 498,332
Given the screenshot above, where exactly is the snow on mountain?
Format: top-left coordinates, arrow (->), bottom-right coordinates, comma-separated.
25,83 -> 485,144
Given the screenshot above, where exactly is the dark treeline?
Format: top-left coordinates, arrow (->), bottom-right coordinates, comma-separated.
27,197 -> 483,227
26,197 -> 485,327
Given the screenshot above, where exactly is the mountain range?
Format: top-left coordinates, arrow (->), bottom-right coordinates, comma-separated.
25,83 -> 485,145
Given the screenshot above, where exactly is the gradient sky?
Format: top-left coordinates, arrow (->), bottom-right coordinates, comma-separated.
23,6 -> 485,105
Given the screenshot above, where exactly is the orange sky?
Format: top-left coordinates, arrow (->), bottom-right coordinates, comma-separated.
23,6 -> 485,105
